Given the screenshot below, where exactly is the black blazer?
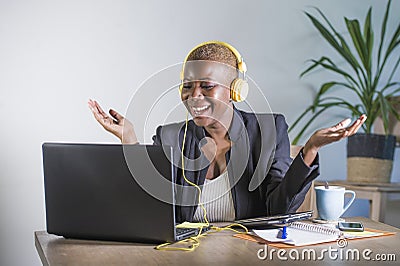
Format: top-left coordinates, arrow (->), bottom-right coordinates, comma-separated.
152,107 -> 319,222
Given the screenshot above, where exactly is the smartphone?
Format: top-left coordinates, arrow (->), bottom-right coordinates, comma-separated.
338,222 -> 364,232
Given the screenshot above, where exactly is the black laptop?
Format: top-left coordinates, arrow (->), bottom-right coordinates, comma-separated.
42,143 -> 199,243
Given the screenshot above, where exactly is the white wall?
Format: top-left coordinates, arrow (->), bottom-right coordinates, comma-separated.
0,0 -> 399,265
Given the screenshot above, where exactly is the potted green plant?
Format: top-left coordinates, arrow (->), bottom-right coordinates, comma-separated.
289,0 -> 400,183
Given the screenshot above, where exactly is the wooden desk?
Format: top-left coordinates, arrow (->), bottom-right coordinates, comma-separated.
315,181 -> 400,222
35,217 -> 399,265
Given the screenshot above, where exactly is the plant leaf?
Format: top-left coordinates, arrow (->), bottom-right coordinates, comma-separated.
377,92 -> 390,133
377,0 -> 391,67
363,7 -> 373,78
381,82 -> 400,94
374,23 -> 400,90
383,22 -> 400,62
290,96 -> 368,144
313,81 -> 364,108
306,8 -> 368,88
312,82 -> 336,109
288,105 -> 317,136
345,18 -> 369,73
386,97 -> 400,121
305,12 -> 341,52
300,57 -> 335,78
386,87 -> 400,98
309,59 -> 361,90
313,7 -> 362,72
291,107 -> 329,145
388,53 -> 400,83
320,97 -> 362,114
305,11 -> 361,73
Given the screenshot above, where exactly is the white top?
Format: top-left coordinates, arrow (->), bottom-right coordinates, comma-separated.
193,170 -> 236,222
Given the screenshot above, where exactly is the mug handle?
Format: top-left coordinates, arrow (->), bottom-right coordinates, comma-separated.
340,190 -> 356,217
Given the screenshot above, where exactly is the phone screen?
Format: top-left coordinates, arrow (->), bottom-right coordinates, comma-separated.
338,222 -> 364,231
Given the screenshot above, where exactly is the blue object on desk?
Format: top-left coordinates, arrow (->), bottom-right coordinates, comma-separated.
277,226 -> 288,239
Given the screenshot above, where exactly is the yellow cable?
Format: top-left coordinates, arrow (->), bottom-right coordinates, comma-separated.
155,224 -> 249,251
210,223 -> 249,234
155,236 -> 201,251
181,112 -> 210,226
156,112 -> 249,251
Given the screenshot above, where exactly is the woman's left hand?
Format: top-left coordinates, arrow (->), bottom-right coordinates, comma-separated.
302,114 -> 367,166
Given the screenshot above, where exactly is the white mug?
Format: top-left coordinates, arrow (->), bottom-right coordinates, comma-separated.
315,186 -> 356,221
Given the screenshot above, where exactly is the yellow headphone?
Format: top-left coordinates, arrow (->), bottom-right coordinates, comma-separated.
179,41 -> 249,102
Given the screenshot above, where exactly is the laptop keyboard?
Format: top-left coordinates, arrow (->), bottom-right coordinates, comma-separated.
175,225 -> 212,239
176,227 -> 197,236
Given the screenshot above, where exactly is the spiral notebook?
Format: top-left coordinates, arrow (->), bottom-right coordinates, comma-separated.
252,222 -> 341,246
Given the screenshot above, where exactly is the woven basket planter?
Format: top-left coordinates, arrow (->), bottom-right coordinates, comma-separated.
347,133 -> 396,183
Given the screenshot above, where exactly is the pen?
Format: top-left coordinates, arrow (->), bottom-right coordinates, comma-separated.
277,225 -> 288,239
281,226 -> 288,239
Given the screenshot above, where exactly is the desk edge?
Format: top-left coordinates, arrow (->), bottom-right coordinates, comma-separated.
35,231 -> 49,266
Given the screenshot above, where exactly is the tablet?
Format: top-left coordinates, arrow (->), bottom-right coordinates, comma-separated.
235,210 -> 313,229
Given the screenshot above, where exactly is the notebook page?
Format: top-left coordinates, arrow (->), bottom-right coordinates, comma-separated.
253,228 -> 339,246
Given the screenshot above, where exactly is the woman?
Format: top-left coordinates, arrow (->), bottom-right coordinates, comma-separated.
88,41 -> 366,223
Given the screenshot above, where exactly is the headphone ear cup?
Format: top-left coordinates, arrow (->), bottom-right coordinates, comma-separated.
230,78 -> 249,102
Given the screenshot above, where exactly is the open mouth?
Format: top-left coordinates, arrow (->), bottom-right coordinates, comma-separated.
191,105 -> 211,117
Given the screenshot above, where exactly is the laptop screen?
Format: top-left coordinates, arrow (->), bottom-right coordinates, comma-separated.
42,143 -> 179,243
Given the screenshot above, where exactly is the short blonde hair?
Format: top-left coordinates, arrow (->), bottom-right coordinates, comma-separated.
186,43 -> 237,68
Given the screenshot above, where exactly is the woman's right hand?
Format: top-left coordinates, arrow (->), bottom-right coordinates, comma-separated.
88,99 -> 139,144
